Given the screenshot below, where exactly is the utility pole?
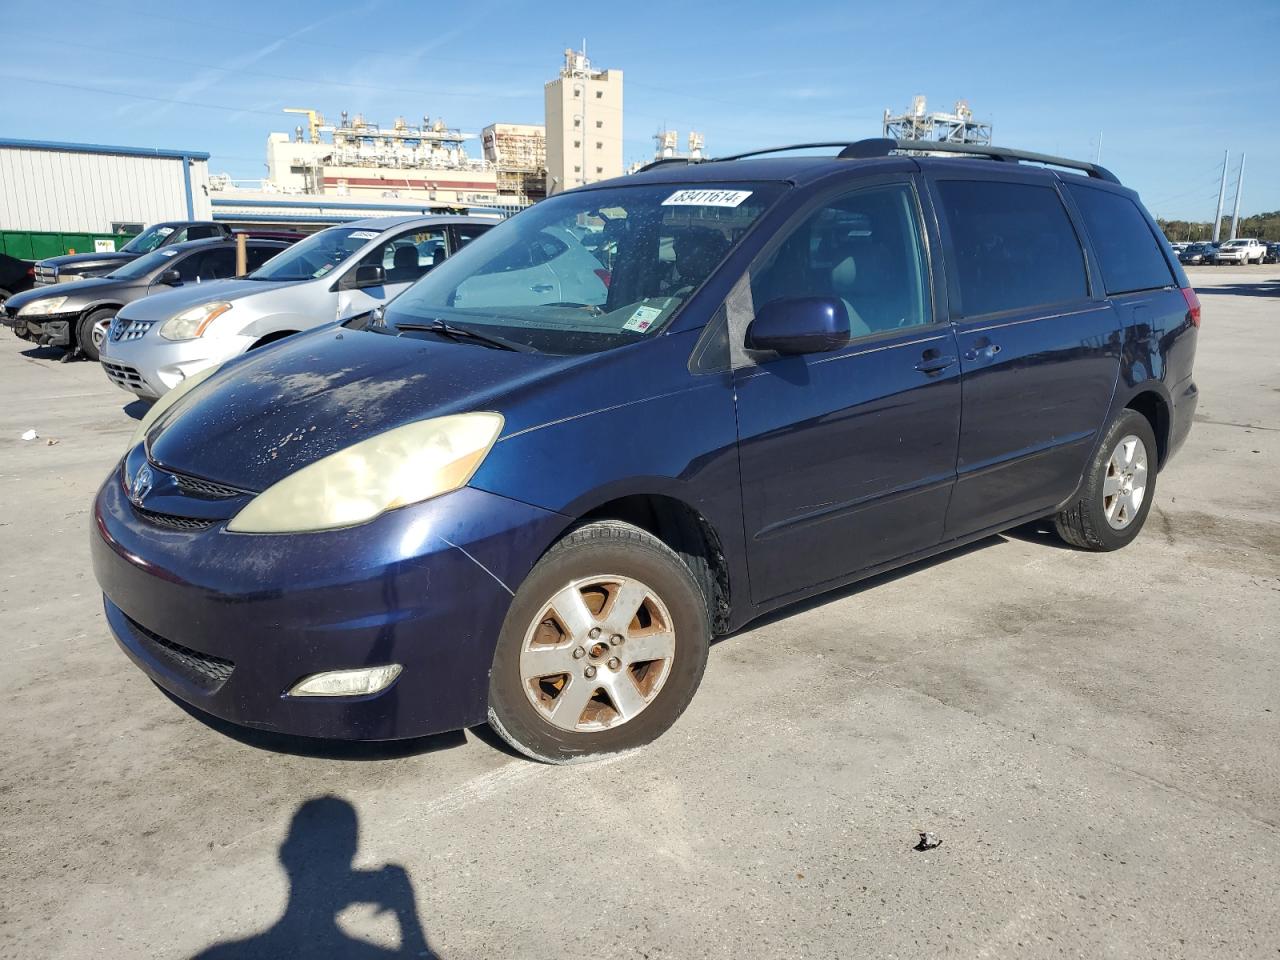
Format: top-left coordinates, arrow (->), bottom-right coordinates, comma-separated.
1229,153 -> 1246,241
1212,150 -> 1229,243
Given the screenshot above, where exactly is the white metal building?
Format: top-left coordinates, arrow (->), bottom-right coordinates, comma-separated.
0,138 -> 212,233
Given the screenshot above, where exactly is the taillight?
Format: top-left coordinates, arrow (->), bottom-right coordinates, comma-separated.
26,265 -> 34,277
593,268 -> 611,288
1181,287 -> 1201,328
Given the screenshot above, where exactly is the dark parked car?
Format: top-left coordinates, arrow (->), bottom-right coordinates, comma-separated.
1265,242 -> 1280,264
3,237 -> 291,361
93,139 -> 1200,763
0,252 -> 36,318
1179,242 -> 1213,265
33,221 -> 233,286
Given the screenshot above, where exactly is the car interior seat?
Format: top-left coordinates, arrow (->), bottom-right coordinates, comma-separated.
388,245 -> 420,283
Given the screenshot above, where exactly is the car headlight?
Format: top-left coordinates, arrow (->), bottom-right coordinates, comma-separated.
59,273 -> 84,283
17,296 -> 68,317
160,301 -> 232,341
127,363 -> 223,449
227,413 -> 504,534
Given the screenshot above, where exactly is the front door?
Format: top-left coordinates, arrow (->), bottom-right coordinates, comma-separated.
733,179 -> 962,604
926,174 -> 1121,537
337,226 -> 446,319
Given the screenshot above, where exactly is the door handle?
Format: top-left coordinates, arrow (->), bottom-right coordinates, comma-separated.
962,338 -> 1002,362
915,349 -> 957,375
530,283 -> 554,293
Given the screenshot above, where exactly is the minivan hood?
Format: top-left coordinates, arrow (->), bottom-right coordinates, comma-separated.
116,277 -> 294,322
148,326 -> 587,491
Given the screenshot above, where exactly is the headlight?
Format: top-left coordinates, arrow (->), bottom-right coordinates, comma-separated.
59,273 -> 84,283
17,296 -> 68,317
127,363 -> 223,449
160,301 -> 232,341
227,412 -> 504,534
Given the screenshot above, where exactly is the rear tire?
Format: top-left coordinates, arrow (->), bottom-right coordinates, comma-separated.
76,308 -> 115,362
1054,410 -> 1157,551
487,520 -> 710,764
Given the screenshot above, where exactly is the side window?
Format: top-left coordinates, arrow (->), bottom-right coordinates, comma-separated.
186,225 -> 221,241
245,244 -> 282,272
1066,185 -> 1175,295
367,228 -> 445,284
750,182 -> 930,338
177,248 -> 235,282
936,179 -> 1088,317
452,224 -> 489,250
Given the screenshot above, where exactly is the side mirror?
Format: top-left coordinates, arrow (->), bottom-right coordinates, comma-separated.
746,297 -> 851,355
158,268 -> 182,286
348,264 -> 385,289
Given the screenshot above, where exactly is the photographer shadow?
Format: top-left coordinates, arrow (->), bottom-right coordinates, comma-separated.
194,795 -> 440,959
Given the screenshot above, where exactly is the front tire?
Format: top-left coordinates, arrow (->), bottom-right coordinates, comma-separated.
76,308 -> 115,362
1054,410 -> 1157,551
488,520 -> 710,764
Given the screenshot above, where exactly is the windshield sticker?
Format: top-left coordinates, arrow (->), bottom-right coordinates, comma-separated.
662,189 -> 753,208
622,305 -> 663,333
156,227 -> 174,236
160,250 -> 179,257
348,230 -> 379,240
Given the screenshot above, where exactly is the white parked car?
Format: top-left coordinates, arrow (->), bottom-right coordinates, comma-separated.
1214,238 -> 1267,265
99,215 -> 494,399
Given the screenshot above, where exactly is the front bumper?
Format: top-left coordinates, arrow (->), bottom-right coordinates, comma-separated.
99,327 -> 251,400
93,475 -> 569,740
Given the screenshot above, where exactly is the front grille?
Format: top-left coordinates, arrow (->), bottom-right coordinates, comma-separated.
125,614 -> 234,689
109,317 -> 153,342
34,265 -> 57,286
133,505 -> 216,531
102,360 -> 146,391
174,473 -> 248,499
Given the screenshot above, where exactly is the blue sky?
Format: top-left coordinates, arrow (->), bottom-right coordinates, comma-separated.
2,0 -> 1277,220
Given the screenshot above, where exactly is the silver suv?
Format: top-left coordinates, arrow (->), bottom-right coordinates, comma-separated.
99,215 -> 495,399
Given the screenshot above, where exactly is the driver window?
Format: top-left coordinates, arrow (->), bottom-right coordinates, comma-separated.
750,182 -> 928,339
372,229 -> 446,284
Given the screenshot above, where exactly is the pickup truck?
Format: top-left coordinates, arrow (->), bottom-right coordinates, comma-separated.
1213,238 -> 1267,265
33,221 -> 232,286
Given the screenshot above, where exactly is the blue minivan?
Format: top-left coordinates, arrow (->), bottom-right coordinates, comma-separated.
92,140 -> 1200,763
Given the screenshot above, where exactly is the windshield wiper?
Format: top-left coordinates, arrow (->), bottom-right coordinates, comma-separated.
395,318 -> 527,352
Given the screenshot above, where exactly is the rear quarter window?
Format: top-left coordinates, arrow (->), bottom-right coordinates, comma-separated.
936,179 -> 1088,317
1066,185 -> 1175,295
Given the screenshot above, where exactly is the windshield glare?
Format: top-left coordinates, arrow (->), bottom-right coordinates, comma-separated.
384,182 -> 785,354
119,225 -> 175,255
248,227 -> 376,281
106,246 -> 187,280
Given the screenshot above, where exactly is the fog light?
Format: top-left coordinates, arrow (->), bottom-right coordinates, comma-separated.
288,664 -> 403,697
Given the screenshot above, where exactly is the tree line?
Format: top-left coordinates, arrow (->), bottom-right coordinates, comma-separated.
1158,211 -> 1280,242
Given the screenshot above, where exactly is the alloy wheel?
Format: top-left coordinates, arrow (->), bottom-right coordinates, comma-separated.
1103,434 -> 1149,530
519,575 -> 676,732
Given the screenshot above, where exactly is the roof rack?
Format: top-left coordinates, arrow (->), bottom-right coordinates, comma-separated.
633,138 -> 1119,184
838,138 -> 1120,183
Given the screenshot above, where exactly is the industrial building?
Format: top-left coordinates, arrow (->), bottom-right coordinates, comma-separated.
263,110 -> 499,207
545,47 -> 624,194
0,138 -> 211,253
883,96 -> 991,145
482,123 -> 547,206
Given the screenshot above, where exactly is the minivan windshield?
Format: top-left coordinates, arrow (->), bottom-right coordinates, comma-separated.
106,246 -> 191,281
118,224 -> 177,255
383,182 -> 786,354
246,226 -> 378,281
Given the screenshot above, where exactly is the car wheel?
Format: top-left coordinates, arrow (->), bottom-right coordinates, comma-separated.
1053,410 -> 1158,551
487,520 -> 710,764
76,308 -> 115,362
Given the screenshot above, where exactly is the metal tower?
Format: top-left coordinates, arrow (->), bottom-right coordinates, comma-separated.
883,96 -> 992,145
